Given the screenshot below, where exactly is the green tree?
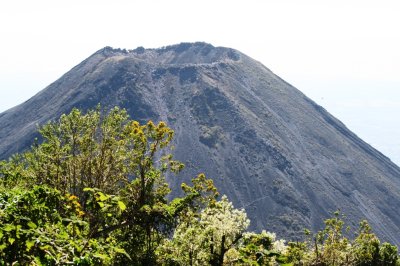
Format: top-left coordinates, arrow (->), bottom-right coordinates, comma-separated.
157,195 -> 250,266
379,242 -> 399,266
233,230 -> 287,265
285,213 -> 400,266
351,220 -> 380,265
0,185 -> 127,265
1,106 -> 186,264
24,107 -> 182,199
315,211 -> 350,265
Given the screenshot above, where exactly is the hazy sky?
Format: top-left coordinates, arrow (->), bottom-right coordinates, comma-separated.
1,0 -> 399,165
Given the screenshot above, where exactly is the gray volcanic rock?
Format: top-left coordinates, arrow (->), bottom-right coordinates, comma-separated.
1,42 -> 399,245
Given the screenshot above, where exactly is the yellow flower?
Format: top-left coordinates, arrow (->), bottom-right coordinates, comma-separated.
68,195 -> 78,201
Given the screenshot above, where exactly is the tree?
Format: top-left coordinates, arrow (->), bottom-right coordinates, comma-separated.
285,212 -> 400,266
233,231 -> 288,265
351,220 -> 380,265
0,185 -> 128,265
157,195 -> 250,266
1,106 -> 186,264
24,107 -> 182,199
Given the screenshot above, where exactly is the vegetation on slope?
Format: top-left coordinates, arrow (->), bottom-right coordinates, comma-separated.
0,106 -> 398,265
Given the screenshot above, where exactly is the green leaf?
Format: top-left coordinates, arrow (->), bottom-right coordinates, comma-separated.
40,244 -> 55,253
34,256 -> 43,265
27,221 -> 37,229
93,253 -> 109,260
117,200 -> 126,211
58,230 -> 69,240
26,240 -> 35,251
8,237 -> 15,245
97,192 -> 108,202
115,247 -> 131,259
3,224 -> 15,232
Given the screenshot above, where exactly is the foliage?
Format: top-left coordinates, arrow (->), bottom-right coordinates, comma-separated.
313,211 -> 350,264
285,212 -> 400,266
0,185 -> 126,265
233,231 -> 288,265
157,195 -> 250,266
0,106 -> 399,265
1,106 -> 186,265
23,106 -> 182,199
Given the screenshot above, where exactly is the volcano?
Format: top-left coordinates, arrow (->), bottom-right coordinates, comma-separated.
1,42 -> 399,245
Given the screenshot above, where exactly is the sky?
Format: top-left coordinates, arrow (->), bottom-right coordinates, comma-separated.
0,0 -> 399,165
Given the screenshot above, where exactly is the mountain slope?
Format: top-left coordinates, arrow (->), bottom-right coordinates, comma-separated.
1,42 -> 399,245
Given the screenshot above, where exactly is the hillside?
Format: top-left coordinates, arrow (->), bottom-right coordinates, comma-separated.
0,42 -> 399,245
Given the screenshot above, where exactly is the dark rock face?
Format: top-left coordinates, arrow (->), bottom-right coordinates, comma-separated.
1,42 -> 399,245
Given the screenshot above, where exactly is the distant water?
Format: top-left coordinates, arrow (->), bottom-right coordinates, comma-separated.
301,84 -> 400,167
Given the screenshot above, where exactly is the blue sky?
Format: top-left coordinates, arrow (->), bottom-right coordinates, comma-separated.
0,0 -> 399,165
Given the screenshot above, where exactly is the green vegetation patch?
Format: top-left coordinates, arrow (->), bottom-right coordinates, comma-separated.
0,106 -> 398,265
